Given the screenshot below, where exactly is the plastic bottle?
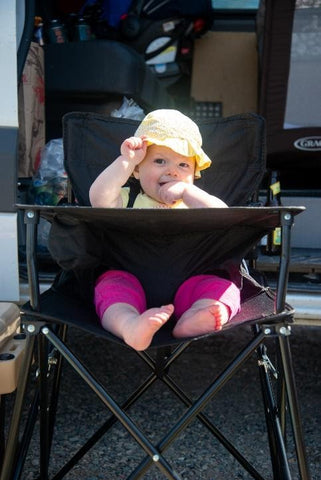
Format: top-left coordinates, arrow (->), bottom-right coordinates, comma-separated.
74,17 -> 92,41
34,16 -> 44,45
48,19 -> 68,44
265,170 -> 282,255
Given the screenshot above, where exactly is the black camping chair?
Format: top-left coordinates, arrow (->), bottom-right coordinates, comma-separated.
257,0 -> 321,189
1,112 -> 310,480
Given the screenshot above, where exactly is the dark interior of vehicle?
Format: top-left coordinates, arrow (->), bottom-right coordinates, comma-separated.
25,0 -> 320,193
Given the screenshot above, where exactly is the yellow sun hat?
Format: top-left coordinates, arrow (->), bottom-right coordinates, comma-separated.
134,109 -> 212,178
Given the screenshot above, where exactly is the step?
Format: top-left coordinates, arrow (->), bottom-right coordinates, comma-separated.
0,302 -> 26,394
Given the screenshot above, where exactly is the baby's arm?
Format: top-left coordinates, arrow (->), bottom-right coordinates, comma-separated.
159,182 -> 228,208
89,137 -> 146,208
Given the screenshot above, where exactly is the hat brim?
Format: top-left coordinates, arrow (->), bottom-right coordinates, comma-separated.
144,136 -> 211,178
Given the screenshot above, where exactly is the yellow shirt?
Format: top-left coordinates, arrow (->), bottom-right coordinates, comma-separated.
121,187 -> 188,209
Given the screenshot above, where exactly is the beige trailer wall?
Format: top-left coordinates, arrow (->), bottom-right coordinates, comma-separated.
191,31 -> 258,117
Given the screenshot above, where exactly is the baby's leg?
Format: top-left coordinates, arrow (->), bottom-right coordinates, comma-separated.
102,303 -> 174,351
172,275 -> 240,338
94,270 -> 173,350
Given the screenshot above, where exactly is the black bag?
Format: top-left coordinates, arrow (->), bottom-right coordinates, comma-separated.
48,215 -> 103,270
120,0 -> 212,58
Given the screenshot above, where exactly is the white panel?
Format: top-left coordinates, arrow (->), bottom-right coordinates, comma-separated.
288,292 -> 321,323
0,0 -> 18,127
284,7 -> 321,129
0,214 -> 19,301
260,195 -> 321,249
283,196 -> 321,249
16,0 -> 25,48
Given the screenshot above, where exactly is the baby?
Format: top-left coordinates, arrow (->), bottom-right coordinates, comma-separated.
89,109 -> 240,350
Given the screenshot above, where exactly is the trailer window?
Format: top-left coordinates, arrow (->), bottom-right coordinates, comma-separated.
212,1 -> 259,10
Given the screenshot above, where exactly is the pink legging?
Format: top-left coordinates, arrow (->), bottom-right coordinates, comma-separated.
94,270 -> 240,321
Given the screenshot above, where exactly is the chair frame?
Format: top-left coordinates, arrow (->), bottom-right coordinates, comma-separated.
1,205 -> 310,480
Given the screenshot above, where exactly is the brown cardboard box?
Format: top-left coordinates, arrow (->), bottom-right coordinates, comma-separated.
191,31 -> 258,117
18,42 -> 45,178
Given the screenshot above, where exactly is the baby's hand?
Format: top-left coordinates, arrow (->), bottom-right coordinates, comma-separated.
120,136 -> 147,165
159,181 -> 187,204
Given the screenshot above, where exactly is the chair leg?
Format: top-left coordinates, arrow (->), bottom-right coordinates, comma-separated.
11,324 -> 68,480
160,372 -> 265,480
51,373 -> 158,480
0,336 -> 35,480
32,343 -> 178,479
129,330 -> 267,480
138,346 -> 265,480
41,326 -> 183,480
256,342 -> 292,480
257,325 -> 310,480
29,324 -> 68,480
12,388 -> 39,480
278,330 -> 310,480
38,334 -> 51,480
276,356 -> 287,439
47,324 -> 68,453
53,339 -> 265,480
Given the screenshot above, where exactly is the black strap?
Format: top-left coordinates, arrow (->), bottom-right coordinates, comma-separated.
127,180 -> 141,207
128,0 -> 146,16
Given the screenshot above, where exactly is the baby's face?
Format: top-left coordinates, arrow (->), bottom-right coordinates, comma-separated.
134,144 -> 195,203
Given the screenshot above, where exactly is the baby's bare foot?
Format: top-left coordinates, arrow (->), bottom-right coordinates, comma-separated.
122,304 -> 174,351
172,300 -> 229,338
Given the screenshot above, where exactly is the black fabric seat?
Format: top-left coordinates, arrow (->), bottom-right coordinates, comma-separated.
21,206 -> 297,347
1,112 -> 310,480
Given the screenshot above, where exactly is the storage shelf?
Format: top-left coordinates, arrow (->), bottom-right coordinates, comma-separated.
257,248 -> 321,274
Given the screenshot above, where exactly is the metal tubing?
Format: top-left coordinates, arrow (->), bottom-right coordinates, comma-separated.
128,330 -> 266,480
161,374 -> 265,480
274,210 -> 309,479
138,340 -> 267,477
38,335 -> 50,480
11,390 -> 39,480
48,325 -> 68,451
276,343 -> 287,439
278,335 -> 310,480
12,328 -> 67,480
52,372 -> 157,480
276,212 -> 293,314
42,327 -> 182,480
24,210 -> 40,312
136,342 -> 191,372
141,339 -> 266,478
0,336 -> 35,480
256,343 -> 292,480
